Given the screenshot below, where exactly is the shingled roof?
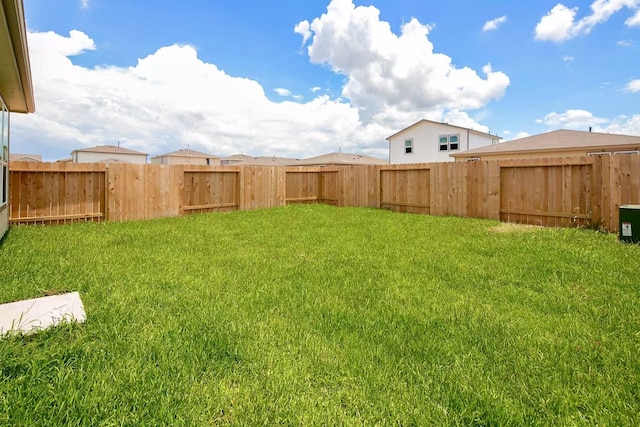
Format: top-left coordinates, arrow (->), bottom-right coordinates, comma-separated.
452,129 -> 640,158
219,154 -> 299,166
71,145 -> 147,155
295,152 -> 388,166
151,148 -> 218,159
387,119 -> 500,141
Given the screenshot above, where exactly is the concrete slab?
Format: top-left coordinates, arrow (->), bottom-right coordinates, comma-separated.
0,292 -> 86,337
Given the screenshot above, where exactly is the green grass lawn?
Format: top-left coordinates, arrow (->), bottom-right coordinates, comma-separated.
1,204 -> 639,426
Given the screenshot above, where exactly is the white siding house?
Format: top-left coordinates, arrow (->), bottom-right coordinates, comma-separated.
388,120 -> 501,164
71,145 -> 148,163
150,148 -> 219,165
1,0 -> 35,238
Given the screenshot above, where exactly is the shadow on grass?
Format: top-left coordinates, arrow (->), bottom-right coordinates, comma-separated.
0,226 -> 10,248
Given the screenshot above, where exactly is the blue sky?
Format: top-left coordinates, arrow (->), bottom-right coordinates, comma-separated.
12,0 -> 640,160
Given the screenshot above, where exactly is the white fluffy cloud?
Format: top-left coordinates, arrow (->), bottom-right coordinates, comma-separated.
32,29 -> 96,57
601,114 -> 640,134
274,88 -> 293,97
274,88 -> 303,101
442,110 -> 490,133
295,0 -> 509,121
501,130 -> 531,140
535,0 -> 640,42
626,79 -> 640,92
536,109 -> 640,135
626,8 -> 640,24
13,30 -> 398,160
483,16 -> 507,32
534,4 -> 578,42
293,20 -> 312,44
14,2 -> 504,161
513,132 -> 531,140
537,109 -> 608,128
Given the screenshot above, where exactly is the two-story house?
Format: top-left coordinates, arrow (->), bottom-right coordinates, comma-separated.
388,119 -> 501,164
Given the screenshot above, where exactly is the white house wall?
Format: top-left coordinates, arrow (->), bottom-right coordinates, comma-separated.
151,156 -> 219,165
389,122 -> 497,164
149,157 -> 165,165
75,152 -> 147,164
0,207 -> 7,237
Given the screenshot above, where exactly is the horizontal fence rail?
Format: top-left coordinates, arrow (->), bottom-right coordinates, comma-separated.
9,154 -> 640,232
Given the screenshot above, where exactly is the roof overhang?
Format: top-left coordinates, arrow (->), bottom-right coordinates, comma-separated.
451,143 -> 640,159
386,119 -> 501,141
0,0 -> 34,113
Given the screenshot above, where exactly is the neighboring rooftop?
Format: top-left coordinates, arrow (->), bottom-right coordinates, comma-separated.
386,119 -> 501,141
218,152 -> 388,166
219,154 -> 299,166
452,129 -> 640,158
151,148 -> 219,160
296,152 -> 388,166
9,153 -> 41,162
71,145 -> 147,155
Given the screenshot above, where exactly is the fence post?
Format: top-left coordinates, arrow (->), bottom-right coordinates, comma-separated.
277,167 -> 286,206
103,166 -> 109,222
590,156 -> 601,229
238,166 -> 245,211
486,160 -> 501,221
610,155 -> 621,232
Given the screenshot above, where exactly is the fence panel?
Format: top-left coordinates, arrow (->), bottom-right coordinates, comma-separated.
9,161 -> 106,225
380,167 -> 430,214
285,169 -> 321,204
600,154 -> 640,231
183,168 -> 239,214
147,163 -> 185,219
107,164 -> 184,221
240,166 -> 286,210
338,165 -> 379,208
499,158 -> 592,228
320,170 -> 339,205
430,162 -> 467,217
284,168 -> 340,205
461,160 -> 500,220
108,163 -> 143,221
465,160 -> 483,219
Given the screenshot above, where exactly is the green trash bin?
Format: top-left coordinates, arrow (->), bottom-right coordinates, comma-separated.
619,205 -> 640,244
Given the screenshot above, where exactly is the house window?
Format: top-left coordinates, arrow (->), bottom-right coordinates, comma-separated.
438,134 -> 460,152
404,139 -> 413,154
439,136 -> 448,151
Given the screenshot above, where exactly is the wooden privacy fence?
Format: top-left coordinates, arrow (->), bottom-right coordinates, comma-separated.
9,154 -> 640,232
9,162 -> 106,224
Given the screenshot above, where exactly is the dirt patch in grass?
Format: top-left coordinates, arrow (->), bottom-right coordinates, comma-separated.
42,289 -> 72,297
489,222 -> 543,233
